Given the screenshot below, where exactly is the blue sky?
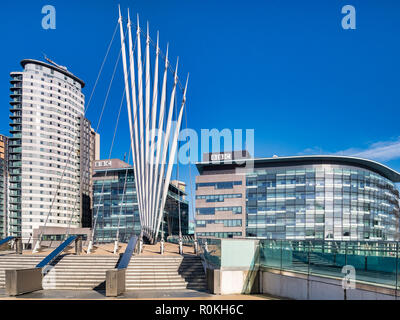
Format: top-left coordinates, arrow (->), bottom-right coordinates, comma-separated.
1,0 -> 400,220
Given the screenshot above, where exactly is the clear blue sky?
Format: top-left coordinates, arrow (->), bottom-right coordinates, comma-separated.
1,0 -> 400,220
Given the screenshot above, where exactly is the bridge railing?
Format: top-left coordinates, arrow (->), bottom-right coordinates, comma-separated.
36,235 -> 79,269
5,235 -> 82,296
116,236 -> 138,269
166,235 -> 194,246
0,236 -> 23,254
197,237 -> 221,269
0,236 -> 15,247
259,239 -> 400,289
106,236 -> 139,297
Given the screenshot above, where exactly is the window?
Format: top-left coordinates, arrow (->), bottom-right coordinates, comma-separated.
196,194 -> 242,202
196,207 -> 215,215
196,181 -> 242,190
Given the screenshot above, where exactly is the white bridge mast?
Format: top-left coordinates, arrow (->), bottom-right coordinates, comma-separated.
118,6 -> 188,244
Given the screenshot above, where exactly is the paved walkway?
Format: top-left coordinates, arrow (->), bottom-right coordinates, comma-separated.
0,288 -> 277,300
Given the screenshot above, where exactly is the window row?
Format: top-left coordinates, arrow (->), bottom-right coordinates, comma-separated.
196,181 -> 242,190
196,193 -> 242,202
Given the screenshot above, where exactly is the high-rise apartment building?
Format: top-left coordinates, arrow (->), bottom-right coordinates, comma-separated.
9,58 -> 96,243
79,117 -> 100,228
0,135 -> 8,238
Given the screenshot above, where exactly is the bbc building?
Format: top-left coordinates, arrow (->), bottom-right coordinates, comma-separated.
195,152 -> 400,241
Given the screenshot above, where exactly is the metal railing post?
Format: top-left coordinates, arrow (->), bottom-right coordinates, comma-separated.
15,237 -> 22,254
178,236 -> 183,255
194,238 -> 199,255
160,238 -> 164,255
75,236 -> 82,255
344,241 -> 348,301
396,242 -> 398,299
307,241 -> 311,300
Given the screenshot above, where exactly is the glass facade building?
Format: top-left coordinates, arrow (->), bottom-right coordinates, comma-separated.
196,154 -> 400,241
93,159 -> 189,243
246,164 -> 399,241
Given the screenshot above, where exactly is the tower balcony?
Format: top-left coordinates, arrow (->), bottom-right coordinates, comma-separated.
10,83 -> 22,89
10,104 -> 22,111
8,146 -> 22,153
10,77 -> 22,83
9,112 -> 22,118
10,90 -> 22,96
10,126 -> 22,133
10,97 -> 22,104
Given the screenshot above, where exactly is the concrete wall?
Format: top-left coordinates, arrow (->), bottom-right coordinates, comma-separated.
205,239 -> 260,295
260,268 -> 398,300
32,226 -> 91,248
106,269 -> 126,297
6,268 -> 43,296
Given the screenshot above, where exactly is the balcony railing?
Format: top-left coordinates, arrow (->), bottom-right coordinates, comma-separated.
9,161 -> 22,167
9,147 -> 22,153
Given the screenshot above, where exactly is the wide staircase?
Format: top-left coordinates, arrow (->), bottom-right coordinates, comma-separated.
126,255 -> 207,291
0,254 -> 44,288
42,255 -> 119,290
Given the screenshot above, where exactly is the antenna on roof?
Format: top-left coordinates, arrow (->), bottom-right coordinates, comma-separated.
42,52 -> 68,71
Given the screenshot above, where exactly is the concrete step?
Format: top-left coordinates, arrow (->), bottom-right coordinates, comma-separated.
44,274 -> 107,279
42,284 -> 104,289
126,277 -> 184,281
126,287 -> 188,291
0,258 -> 43,261
43,278 -> 106,284
126,279 -> 187,284
126,273 -> 206,278
43,270 -> 109,274
125,255 -> 207,292
0,264 -> 42,266
37,255 -> 119,289
126,284 -> 188,289
49,265 -> 117,268
125,279 -> 206,286
0,261 -> 43,264
49,262 -> 116,265
130,264 -> 201,267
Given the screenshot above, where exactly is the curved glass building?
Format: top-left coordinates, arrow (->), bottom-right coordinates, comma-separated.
195,153 -> 400,241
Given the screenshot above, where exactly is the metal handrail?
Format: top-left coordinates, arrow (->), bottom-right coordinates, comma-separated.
36,235 -> 77,268
167,235 -> 194,245
117,236 -> 138,269
0,236 -> 15,247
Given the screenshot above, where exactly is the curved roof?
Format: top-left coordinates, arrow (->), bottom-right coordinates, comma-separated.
20,59 -> 85,88
196,155 -> 400,182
